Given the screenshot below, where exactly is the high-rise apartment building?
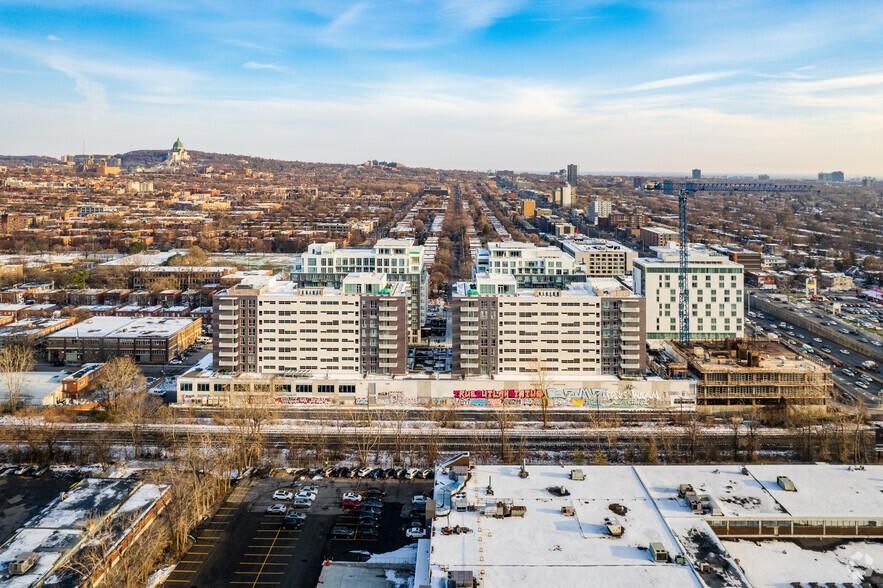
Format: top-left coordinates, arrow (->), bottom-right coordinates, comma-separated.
818,171 -> 845,182
521,199 -> 536,217
566,164 -> 578,186
587,199 -> 612,225
213,274 -> 408,375
553,183 -> 573,208
632,244 -> 744,345
451,274 -> 646,378
692,169 -> 702,180
474,241 -> 586,288
292,239 -> 427,342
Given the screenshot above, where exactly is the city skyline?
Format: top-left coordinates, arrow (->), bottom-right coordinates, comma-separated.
2,1 -> 883,175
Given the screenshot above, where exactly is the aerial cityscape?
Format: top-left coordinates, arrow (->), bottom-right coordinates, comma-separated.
1,2 -> 883,588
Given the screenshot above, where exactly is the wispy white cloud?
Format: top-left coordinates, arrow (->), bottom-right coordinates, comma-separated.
778,72 -> 883,93
47,35 -> 60,42
243,61 -> 281,71
608,70 -> 743,94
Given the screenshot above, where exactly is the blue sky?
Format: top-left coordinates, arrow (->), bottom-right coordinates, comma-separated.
1,0 -> 883,176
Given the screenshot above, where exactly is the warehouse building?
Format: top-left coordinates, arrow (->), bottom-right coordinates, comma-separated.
46,316 -> 201,364
560,238 -> 638,276
423,458 -> 883,588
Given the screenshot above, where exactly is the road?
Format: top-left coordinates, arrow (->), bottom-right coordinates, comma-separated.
746,304 -> 882,407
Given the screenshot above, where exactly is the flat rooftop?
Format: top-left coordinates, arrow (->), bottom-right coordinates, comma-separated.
671,340 -> 830,373
48,316 -> 198,340
428,462 -> 883,588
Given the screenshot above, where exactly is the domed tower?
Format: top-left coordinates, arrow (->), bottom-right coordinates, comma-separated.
166,137 -> 190,164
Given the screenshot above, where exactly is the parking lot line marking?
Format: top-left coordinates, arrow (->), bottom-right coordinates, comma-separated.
192,543 -> 214,547
229,582 -> 280,585
250,524 -> 284,588
178,560 -> 204,564
243,553 -> 290,557
163,579 -> 193,583
235,571 -> 284,574
238,563 -> 288,566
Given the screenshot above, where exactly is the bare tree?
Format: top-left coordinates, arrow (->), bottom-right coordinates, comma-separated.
491,407 -> 513,462
96,356 -> 145,411
531,356 -> 551,430
115,390 -> 162,459
0,342 -> 35,413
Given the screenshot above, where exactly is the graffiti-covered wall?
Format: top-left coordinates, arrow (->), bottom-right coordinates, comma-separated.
177,372 -> 696,409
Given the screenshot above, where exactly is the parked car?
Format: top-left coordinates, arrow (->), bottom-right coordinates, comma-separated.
359,512 -> 381,524
283,511 -> 305,528
331,526 -> 355,539
358,527 -> 380,539
273,490 -> 294,501
341,498 -> 361,509
169,358 -> 183,365
301,485 -> 318,494
421,469 -> 434,479
342,491 -> 362,501
367,487 -> 386,498
412,494 -> 428,505
266,503 -> 287,515
843,368 -> 856,377
357,467 -> 373,477
296,491 -> 317,501
840,349 -> 851,355
358,518 -> 380,529
292,497 -> 313,508
406,526 -> 427,538
360,506 -> 382,516
362,499 -> 383,509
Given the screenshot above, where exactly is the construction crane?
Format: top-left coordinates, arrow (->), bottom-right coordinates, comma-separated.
644,181 -> 813,345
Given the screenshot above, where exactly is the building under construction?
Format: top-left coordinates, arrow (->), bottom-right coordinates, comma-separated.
665,339 -> 830,414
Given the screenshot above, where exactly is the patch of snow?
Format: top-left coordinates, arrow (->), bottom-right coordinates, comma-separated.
367,544 -> 418,564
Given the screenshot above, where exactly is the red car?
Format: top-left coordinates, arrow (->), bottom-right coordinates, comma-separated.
341,498 -> 361,509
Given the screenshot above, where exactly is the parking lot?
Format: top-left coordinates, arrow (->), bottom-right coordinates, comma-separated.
164,471 -> 432,588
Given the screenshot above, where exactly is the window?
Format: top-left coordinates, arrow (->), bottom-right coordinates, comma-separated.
317,384 -> 334,393
339,385 -> 356,394
295,384 -> 312,393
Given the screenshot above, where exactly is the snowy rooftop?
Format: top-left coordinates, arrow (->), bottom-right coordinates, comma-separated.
429,462 -> 883,588
429,464 -> 702,588
48,316 -> 199,339
0,478 -> 169,587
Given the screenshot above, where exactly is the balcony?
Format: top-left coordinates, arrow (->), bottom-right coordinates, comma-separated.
461,324 -> 478,331
218,341 -> 237,349
460,352 -> 479,359
620,335 -> 640,342
218,304 -> 238,311
379,343 -> 398,350
620,362 -> 641,370
622,316 -> 640,323
218,313 -> 238,321
459,361 -> 479,369
378,324 -> 397,331
621,325 -> 640,332
379,361 -> 399,368
621,305 -> 640,313
379,352 -> 399,359
218,359 -> 237,367
460,334 -> 478,341
621,345 -> 640,351
461,344 -> 478,350
218,332 -> 239,340
218,350 -> 237,358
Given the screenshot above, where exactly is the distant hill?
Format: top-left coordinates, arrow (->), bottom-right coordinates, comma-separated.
0,155 -> 61,166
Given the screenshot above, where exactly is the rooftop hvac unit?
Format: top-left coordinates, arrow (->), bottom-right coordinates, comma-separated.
649,542 -> 669,562
777,476 -> 796,491
570,469 -> 585,481
9,552 -> 39,575
447,570 -> 473,588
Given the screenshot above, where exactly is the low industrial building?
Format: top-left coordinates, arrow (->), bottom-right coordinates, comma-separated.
46,316 -> 202,364
640,225 -> 679,247
663,339 -> 831,414
423,457 -> 883,588
131,265 -> 236,289
0,477 -> 170,587
174,370 -> 694,408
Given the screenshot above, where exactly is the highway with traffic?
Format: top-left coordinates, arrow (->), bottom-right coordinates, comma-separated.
747,292 -> 883,407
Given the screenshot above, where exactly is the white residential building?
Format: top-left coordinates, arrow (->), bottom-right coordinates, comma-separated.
292,239 -> 427,342
213,274 -> 408,375
587,198 -> 612,224
474,241 -> 585,288
452,274 -> 646,378
633,243 -> 744,346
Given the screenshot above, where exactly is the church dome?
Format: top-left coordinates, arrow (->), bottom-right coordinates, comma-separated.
172,138 -> 184,151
